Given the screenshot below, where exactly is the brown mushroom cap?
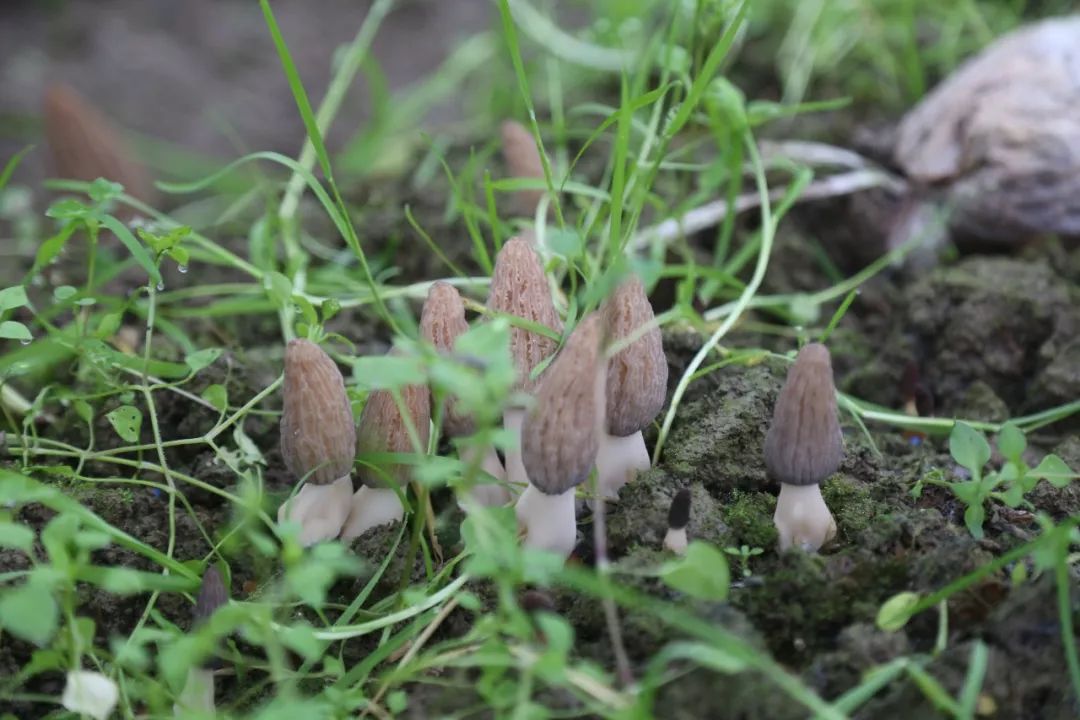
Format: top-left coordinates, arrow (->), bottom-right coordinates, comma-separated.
601,276 -> 668,437
763,343 -> 843,486
193,566 -> 229,625
280,339 -> 357,486
356,356 -> 432,488
501,119 -> 547,216
419,281 -> 474,437
521,313 -> 605,495
487,238 -> 562,393
44,83 -> 156,207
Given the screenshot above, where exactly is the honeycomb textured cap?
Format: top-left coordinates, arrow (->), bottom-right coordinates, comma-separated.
501,119 -> 547,216
487,238 -> 562,393
602,276 -> 668,436
43,83 -> 157,207
193,566 -> 229,625
763,343 -> 843,486
420,281 -> 473,436
667,488 -> 691,530
280,339 -> 357,486
521,313 -> 605,495
356,355 -> 432,488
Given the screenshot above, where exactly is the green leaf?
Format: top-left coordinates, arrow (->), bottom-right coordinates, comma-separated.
280,622 -> 322,661
996,422 -> 1026,463
263,271 -> 294,307
0,285 -> 29,311
0,521 -> 34,551
46,198 -> 91,219
202,384 -> 228,413
100,215 -> 163,287
185,348 -> 223,373
655,640 -> 748,674
660,541 -> 730,601
949,422 -> 990,476
0,581 -> 58,646
1029,454 -> 1076,489
0,145 -> 34,194
999,483 -> 1025,508
106,405 -> 143,442
876,591 -> 920,632
354,354 -> 426,390
0,321 -> 31,342
88,178 -> 123,203
53,285 -> 78,302
963,504 -> 986,540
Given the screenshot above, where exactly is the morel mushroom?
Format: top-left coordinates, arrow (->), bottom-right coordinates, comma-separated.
663,488 -> 691,556
887,17 -> 1080,255
420,281 -> 510,508
44,83 -> 157,208
341,358 -> 431,539
174,566 -> 229,716
487,238 -> 562,494
516,313 -> 605,558
764,343 -> 843,552
277,339 -> 357,546
501,119 -> 549,218
593,276 -> 667,505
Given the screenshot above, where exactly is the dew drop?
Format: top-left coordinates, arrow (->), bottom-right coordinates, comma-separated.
20,338 -> 31,346
177,264 -> 188,274
156,282 -> 165,291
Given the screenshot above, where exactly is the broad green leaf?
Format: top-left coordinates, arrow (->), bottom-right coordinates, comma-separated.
106,405 -> 143,442
353,354 -> 426,390
996,422 -> 1026,463
0,581 -> 58,646
0,321 -> 32,342
185,348 -> 223,373
876,591 -> 920,631
202,384 -> 228,413
0,285 -> 29,311
0,521 -> 34,551
1029,454 -> 1076,489
949,422 -> 990,476
101,215 -> 163,287
655,640 -> 748,674
263,271 -> 293,307
660,541 -> 730,601
53,285 -> 78,302
280,622 -> 322,661
46,198 -> 91,219
88,178 -> 123,203
963,504 -> 986,540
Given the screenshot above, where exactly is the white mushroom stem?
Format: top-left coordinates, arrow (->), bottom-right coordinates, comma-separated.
663,527 -> 688,555
339,486 -> 405,540
276,475 -> 353,547
773,482 -> 837,552
503,407 -> 529,490
589,429 -> 650,508
515,483 -> 577,558
173,668 -> 214,716
457,443 -> 512,510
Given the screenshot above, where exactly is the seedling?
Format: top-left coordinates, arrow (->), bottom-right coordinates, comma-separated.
724,544 -> 764,578
914,421 -> 1078,539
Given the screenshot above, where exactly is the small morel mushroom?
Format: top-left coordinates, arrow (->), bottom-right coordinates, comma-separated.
663,488 -> 691,555
764,343 -> 843,552
44,83 -> 157,208
593,276 -> 667,504
487,238 -> 562,494
501,119 -> 548,218
277,339 -> 357,546
174,566 -> 229,716
516,313 -> 604,558
420,281 -> 509,508
341,360 -> 431,539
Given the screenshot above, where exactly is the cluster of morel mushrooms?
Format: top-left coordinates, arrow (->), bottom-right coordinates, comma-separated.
276,118 -> 847,555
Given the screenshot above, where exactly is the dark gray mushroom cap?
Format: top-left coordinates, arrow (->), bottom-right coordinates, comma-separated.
193,566 -> 229,625
602,276 -> 668,437
894,17 -> 1080,242
521,313 -> 605,496
419,281 -> 473,437
356,352 -> 432,489
280,339 -> 357,486
487,238 -> 562,393
667,488 -> 691,531
763,343 -> 843,487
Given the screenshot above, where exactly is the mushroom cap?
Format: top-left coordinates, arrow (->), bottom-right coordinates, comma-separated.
894,17 -> 1080,241
667,488 -> 691,531
192,566 -> 229,625
521,313 -> 605,496
501,119 -> 547,216
763,343 -> 843,487
601,276 -> 668,437
280,339 -> 357,486
43,83 -> 156,206
356,355 -> 432,489
487,238 -> 562,393
420,282 -> 473,436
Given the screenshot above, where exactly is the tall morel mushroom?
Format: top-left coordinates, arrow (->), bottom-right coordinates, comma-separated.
341,359 -> 431,540
420,281 -> 510,508
487,238 -> 562,493
594,275 -> 667,504
277,339 -> 357,546
501,119 -> 548,218
663,488 -> 691,556
516,313 -> 605,558
764,343 -> 843,552
174,566 -> 229,716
